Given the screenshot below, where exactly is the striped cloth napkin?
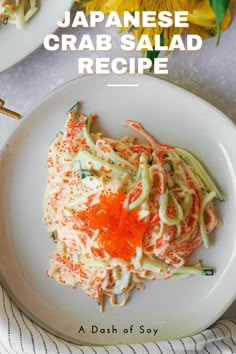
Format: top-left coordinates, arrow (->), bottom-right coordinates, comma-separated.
0,283 -> 235,354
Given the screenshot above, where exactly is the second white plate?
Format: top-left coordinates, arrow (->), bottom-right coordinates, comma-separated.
0,0 -> 73,72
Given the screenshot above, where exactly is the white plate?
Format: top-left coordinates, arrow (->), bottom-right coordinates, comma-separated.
0,0 -> 73,73
0,74 -> 236,346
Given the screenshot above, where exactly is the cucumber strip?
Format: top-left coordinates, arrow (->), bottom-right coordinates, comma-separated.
57,241 -> 66,256
169,273 -> 191,280
65,101 -> 80,128
142,255 -> 214,276
16,4 -> 24,29
24,7 -> 38,22
141,254 -> 169,272
67,100 -> 80,116
159,189 -> 184,226
129,153 -> 151,210
113,266 -> 121,280
199,191 -> 216,248
164,162 -> 173,173
77,151 -> 131,177
148,155 -> 154,166
83,114 -> 96,154
176,266 -> 214,276
51,231 -> 57,242
172,177 -> 194,214
80,170 -> 94,179
113,268 -> 131,295
78,255 -> 107,268
175,147 -> 224,201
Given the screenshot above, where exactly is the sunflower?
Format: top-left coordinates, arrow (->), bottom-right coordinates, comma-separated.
77,0 -> 234,57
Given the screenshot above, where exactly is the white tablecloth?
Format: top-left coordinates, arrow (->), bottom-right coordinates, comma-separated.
0,282 -> 236,353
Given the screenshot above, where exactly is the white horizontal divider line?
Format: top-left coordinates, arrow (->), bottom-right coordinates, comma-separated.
107,84 -> 139,87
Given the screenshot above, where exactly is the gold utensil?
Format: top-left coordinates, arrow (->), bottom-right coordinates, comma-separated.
0,99 -> 22,120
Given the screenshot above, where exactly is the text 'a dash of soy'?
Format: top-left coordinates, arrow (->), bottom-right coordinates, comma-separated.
78,325 -> 159,336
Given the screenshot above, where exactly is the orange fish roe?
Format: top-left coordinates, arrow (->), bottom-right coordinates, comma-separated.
78,189 -> 148,260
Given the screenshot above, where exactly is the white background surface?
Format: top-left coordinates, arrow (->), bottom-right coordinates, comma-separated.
0,4 -> 236,322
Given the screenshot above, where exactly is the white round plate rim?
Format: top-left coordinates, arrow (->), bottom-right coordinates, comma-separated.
0,0 -> 74,73
0,74 -> 236,346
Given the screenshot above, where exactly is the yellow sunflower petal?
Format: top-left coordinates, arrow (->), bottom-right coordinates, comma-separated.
187,23 -> 217,39
187,0 -> 216,27
100,0 -> 140,15
187,6 -> 231,39
82,0 -> 104,15
178,0 -> 201,11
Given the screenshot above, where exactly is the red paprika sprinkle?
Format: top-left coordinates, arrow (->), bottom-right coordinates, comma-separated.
78,189 -> 148,260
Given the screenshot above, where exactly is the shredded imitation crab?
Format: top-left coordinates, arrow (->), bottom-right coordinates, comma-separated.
43,101 -> 223,310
